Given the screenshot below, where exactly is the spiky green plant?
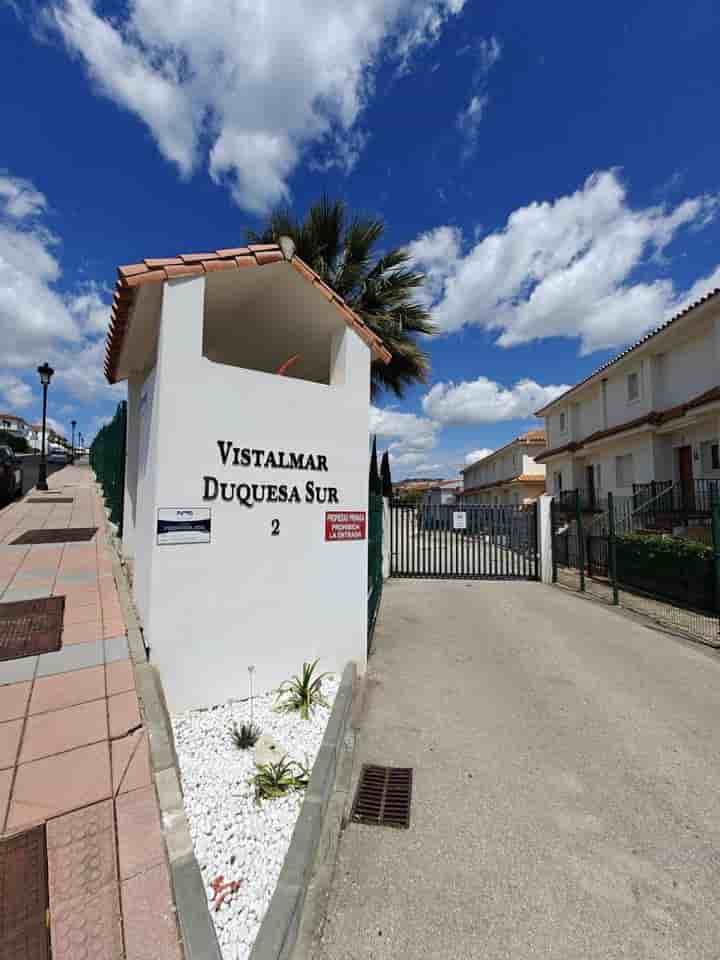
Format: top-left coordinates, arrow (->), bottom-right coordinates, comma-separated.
251,757 -> 308,804
231,721 -> 262,750
274,659 -> 330,720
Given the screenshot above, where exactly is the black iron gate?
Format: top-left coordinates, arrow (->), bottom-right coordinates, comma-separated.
391,502 -> 538,579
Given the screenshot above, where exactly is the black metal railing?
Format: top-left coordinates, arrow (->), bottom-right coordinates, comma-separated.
556,487 -> 603,513
633,479 -> 720,518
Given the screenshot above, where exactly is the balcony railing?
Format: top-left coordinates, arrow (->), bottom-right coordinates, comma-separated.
633,479 -> 720,518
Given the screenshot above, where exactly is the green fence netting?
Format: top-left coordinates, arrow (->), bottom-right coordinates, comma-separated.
90,400 -> 127,535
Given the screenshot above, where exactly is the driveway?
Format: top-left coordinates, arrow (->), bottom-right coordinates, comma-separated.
312,580 -> 720,960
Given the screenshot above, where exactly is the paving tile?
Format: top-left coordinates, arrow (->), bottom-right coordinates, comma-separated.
121,862 -> 182,960
1,585 -> 52,602
30,665 -> 105,715
50,883 -> 124,960
62,619 -> 103,645
0,654 -> 38,685
116,785 -> 164,880
105,659 -> 134,696
111,730 -> 151,796
104,634 -> 129,663
0,680 -> 32,721
62,604 -> 102,627
36,637 -> 104,677
108,691 -> 141,739
54,571 -> 99,585
0,767 -> 12,828
7,741 -> 112,830
103,619 -> 127,640
0,717 -> 23,769
20,699 -> 108,763
47,799 -> 117,904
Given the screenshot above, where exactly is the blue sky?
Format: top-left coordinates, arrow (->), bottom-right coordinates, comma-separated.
1,0 -> 720,476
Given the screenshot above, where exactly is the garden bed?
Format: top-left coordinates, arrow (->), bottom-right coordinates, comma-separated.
171,673 -> 339,959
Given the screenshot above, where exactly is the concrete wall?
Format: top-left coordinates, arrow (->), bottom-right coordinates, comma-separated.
129,276 -> 370,712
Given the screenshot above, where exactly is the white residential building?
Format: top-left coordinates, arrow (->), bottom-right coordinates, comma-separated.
421,478 -> 463,508
535,289 -> 720,501
0,413 -> 29,438
460,430 -> 547,506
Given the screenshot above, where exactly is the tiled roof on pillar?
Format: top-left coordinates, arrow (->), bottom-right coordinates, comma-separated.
104,241 -> 392,384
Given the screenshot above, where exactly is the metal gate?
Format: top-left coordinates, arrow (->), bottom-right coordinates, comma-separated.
391,502 -> 538,579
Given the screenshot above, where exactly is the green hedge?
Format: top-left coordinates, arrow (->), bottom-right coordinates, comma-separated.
615,533 -> 716,612
0,431 -> 29,454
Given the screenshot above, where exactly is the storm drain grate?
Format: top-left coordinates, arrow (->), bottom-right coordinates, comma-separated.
0,597 -> 64,661
10,527 -> 97,545
0,826 -> 50,959
27,498 -> 74,504
351,765 -> 413,828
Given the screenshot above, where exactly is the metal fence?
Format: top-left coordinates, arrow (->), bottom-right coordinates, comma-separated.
552,488 -> 720,645
90,401 -> 127,535
367,491 -> 384,655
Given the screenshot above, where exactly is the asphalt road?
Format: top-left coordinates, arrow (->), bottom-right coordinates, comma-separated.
312,580 -> 720,960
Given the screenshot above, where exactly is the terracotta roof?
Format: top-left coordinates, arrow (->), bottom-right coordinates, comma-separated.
0,413 -> 27,423
104,241 -> 391,384
535,385 -> 720,462
534,287 -> 720,416
461,428 -> 546,473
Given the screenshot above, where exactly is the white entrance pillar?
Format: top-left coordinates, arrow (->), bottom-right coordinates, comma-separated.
537,494 -> 553,584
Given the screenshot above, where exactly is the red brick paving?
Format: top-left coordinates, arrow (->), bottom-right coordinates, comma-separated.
0,466 -> 183,959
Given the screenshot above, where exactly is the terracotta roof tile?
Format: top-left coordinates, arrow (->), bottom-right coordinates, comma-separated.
104,242 -> 391,383
461,428 -> 546,472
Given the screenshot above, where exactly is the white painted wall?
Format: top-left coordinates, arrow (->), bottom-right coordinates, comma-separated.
129,276 -> 370,712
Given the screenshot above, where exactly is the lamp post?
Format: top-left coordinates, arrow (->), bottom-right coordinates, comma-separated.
71,420 -> 77,464
37,362 -> 54,491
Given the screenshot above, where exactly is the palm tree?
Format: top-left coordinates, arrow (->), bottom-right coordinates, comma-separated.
250,196 -> 435,398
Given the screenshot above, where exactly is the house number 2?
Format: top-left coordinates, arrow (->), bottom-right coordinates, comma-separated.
271,519 -> 280,536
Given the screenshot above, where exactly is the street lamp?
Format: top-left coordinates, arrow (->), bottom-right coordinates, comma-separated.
37,362 -> 54,491
71,420 -> 77,464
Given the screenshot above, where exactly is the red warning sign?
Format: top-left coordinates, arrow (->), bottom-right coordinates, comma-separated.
325,511 -> 367,541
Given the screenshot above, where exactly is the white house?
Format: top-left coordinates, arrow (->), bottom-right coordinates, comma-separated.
460,430 -> 547,505
535,289 -> 720,503
0,413 -> 29,439
105,239 -> 390,711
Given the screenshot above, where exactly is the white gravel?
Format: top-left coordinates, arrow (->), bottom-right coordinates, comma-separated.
171,674 -> 339,960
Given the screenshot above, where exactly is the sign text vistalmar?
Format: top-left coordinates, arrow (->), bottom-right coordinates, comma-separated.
203,440 -> 339,508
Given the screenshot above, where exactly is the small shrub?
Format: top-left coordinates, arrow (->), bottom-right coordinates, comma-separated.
274,658 -> 330,720
231,722 -> 261,750
251,757 -> 309,804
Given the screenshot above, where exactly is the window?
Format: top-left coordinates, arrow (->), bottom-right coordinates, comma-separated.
627,371 -> 639,402
701,440 -> 720,472
559,411 -> 567,433
553,471 -> 563,493
593,463 -> 602,493
615,453 -> 634,488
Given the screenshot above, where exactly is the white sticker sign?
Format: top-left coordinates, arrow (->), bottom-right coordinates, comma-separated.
453,511 -> 467,530
157,508 -> 211,545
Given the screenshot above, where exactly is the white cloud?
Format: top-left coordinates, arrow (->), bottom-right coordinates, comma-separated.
0,171 -> 122,406
49,0 -> 466,213
457,93 -> 488,151
0,374 -> 34,409
465,447 -> 493,465
455,34 -> 501,156
0,174 -> 47,219
407,225 -> 461,302
411,169 -> 720,354
423,376 -> 570,425
477,35 -> 502,74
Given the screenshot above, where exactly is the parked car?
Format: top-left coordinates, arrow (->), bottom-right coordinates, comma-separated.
47,449 -> 69,464
0,446 -> 23,502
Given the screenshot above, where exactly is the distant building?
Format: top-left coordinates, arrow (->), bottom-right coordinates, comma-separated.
460,430 -> 546,506
421,478 -> 463,508
392,477 -> 441,498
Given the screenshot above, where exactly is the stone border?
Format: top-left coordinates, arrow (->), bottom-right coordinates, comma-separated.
249,661 -> 357,960
99,491 -> 223,960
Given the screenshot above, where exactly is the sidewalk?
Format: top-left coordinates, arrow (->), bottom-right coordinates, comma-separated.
0,465 -> 182,959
